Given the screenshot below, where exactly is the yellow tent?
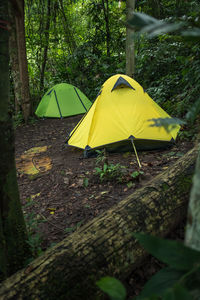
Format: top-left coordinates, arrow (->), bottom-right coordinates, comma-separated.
67,74 -> 180,154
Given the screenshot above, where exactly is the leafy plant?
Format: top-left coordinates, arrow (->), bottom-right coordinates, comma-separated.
95,149 -> 107,165
96,277 -> 127,300
131,170 -> 144,179
94,162 -> 126,183
83,177 -> 89,187
133,233 -> 200,299
97,233 -> 200,300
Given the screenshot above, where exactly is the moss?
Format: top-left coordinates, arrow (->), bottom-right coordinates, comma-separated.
162,182 -> 170,191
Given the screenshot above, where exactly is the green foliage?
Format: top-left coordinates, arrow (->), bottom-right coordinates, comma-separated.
95,149 -> 106,165
131,170 -> 144,179
133,233 -> 200,299
131,8 -> 200,124
94,162 -> 126,183
97,233 -> 200,300
25,0 -> 125,105
134,233 -> 200,271
83,177 -> 89,187
96,276 -> 127,300
94,149 -> 127,182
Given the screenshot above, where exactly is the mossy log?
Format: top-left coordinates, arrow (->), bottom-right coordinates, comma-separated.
0,146 -> 198,300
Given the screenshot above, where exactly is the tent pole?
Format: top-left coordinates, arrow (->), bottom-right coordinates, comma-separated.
131,139 -> 142,168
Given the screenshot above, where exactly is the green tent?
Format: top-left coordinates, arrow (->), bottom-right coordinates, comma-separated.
35,83 -> 92,118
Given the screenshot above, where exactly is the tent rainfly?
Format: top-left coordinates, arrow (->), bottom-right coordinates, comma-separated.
35,83 -> 92,118
66,74 -> 180,157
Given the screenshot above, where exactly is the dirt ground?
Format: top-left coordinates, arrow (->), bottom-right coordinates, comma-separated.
15,115 -> 192,249
15,115 -> 192,297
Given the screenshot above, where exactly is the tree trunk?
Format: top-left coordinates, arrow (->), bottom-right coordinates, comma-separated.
148,0 -> 161,18
8,1 -> 22,114
0,146 -> 197,299
0,0 -> 31,282
39,0 -> 51,94
58,0 -> 76,54
102,0 -> 110,57
15,0 -> 31,122
126,0 -> 135,77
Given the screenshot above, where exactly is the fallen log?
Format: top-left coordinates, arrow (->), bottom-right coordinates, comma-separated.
0,146 -> 198,300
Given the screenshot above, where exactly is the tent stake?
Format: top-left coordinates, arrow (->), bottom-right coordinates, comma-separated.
131,139 -> 142,168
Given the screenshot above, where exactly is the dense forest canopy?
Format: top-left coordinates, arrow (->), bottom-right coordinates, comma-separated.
17,0 -> 199,129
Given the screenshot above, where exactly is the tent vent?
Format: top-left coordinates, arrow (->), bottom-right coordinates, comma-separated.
111,76 -> 135,92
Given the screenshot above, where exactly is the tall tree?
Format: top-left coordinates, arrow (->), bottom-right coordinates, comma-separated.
126,0 -> 135,77
39,0 -> 51,93
101,0 -> 110,57
8,2 -> 22,114
14,0 -> 31,122
59,0 -> 77,54
0,0 -> 31,282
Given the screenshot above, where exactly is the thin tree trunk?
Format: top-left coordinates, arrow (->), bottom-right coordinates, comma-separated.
58,0 -> 76,54
0,146 -> 197,299
0,0 -> 31,282
8,2 -> 22,114
40,0 -> 51,94
148,0 -> 161,18
102,0 -> 110,57
15,0 -> 31,123
126,0 -> 135,77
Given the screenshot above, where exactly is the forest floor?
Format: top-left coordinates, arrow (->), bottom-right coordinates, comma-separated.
15,115 -> 193,298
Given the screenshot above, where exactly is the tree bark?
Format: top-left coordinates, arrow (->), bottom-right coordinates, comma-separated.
0,0 -> 31,282
15,0 -> 31,122
58,0 -> 76,54
126,0 -> 135,77
8,1 -> 22,114
39,0 -> 51,94
101,0 -> 110,57
0,146 -> 197,299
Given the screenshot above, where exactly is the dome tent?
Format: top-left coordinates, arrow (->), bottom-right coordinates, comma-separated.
66,74 -> 180,156
35,83 -> 92,118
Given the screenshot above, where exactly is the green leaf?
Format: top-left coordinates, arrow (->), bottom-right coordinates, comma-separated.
128,12 -> 184,37
141,22 -> 184,38
182,28 -> 200,41
136,267 -> 184,299
173,284 -> 192,300
128,12 -> 160,30
103,163 -> 108,172
83,177 -> 89,187
162,284 -> 191,300
133,233 -> 200,271
96,276 -> 126,300
131,171 -> 140,178
95,167 -> 102,173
